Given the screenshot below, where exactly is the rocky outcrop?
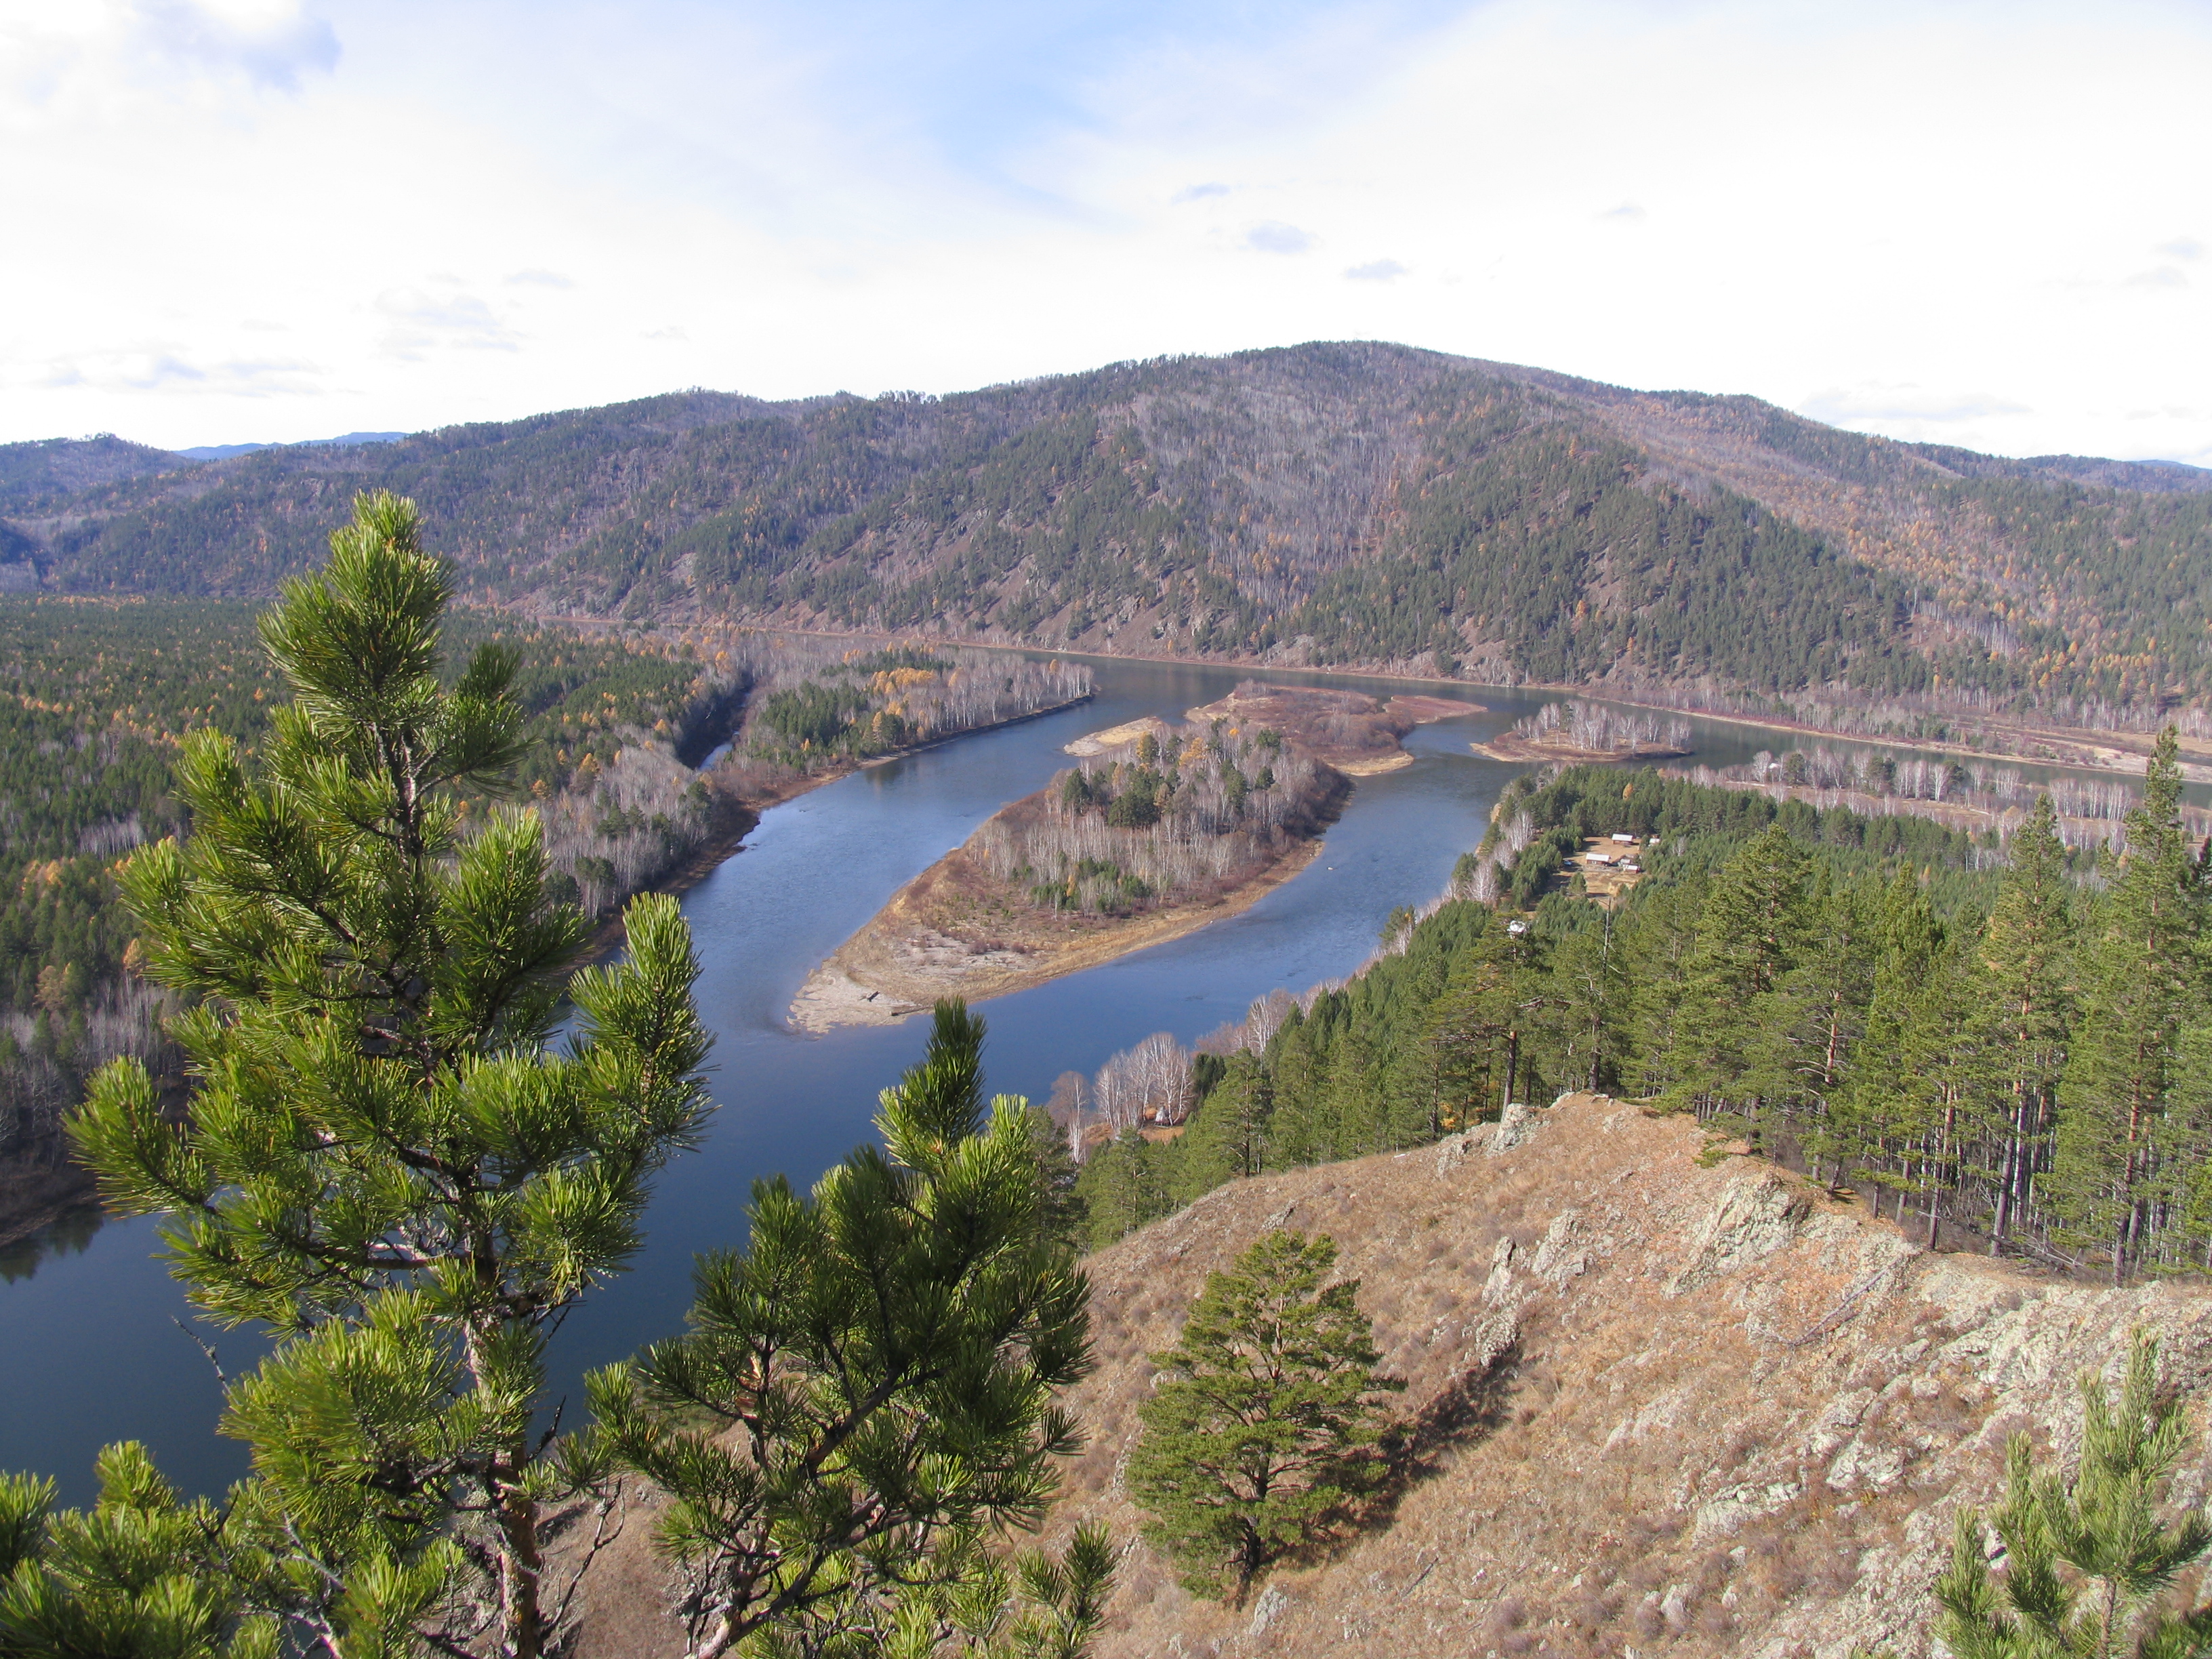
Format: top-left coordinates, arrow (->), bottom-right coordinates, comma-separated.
1039,1094 -> 2212,1659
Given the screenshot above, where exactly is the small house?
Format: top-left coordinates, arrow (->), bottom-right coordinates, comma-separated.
1611,832 -> 1637,844
1586,851 -> 1613,865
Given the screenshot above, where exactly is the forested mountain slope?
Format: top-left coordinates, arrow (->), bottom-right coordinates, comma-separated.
9,344 -> 2210,720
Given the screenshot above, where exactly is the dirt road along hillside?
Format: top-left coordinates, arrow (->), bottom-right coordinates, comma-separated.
1044,1094 -> 2212,1659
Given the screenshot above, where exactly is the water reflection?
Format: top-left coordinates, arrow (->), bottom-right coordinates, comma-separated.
0,1200 -> 103,1282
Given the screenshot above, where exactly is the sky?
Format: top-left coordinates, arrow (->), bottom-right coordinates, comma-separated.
2,0 -> 2209,463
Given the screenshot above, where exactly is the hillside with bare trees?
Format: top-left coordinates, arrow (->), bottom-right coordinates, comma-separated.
8,344 -> 2208,752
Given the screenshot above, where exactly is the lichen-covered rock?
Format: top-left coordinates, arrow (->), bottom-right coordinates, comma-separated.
1666,1170 -> 1813,1296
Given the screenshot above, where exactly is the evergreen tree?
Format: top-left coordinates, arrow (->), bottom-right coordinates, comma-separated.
1071,1128 -> 1172,1250
1420,913 -> 1549,1128
2051,731 -> 2202,1282
1260,1014 -> 1333,1169
1616,877 -> 1706,1100
1935,1331 -> 2212,1658
1021,1101 -> 1086,1248
1312,1019 -> 1379,1160
1756,866 -> 1876,1169
590,1003 -> 1094,1659
866,1525 -> 1115,1659
1835,869 -> 1944,1217
1169,1054 -> 1271,1194
62,491 -> 714,1659
1968,797 -> 2073,1256
1660,825 -> 1810,1131
1126,1230 -> 1401,1604
2163,1022 -> 2212,1269
0,1449 -> 272,1659
1542,906 -> 1626,1094
1911,927 -> 1993,1249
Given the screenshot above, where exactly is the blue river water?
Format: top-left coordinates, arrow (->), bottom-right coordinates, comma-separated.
0,655 -> 2091,1502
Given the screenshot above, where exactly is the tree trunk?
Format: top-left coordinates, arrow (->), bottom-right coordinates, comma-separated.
1991,1086 -> 2026,1255
497,1481 -> 546,1659
468,1319 -> 546,1659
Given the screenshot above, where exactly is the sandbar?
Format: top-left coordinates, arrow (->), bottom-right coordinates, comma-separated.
788,839 -> 1323,1032
1471,734 -> 1691,764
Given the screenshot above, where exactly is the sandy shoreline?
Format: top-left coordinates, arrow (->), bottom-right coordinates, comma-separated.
785,680 -> 1471,1027
788,839 -> 1325,1032
1471,735 -> 1692,765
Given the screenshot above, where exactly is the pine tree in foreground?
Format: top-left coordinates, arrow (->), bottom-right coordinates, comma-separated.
1127,1229 -> 1402,1604
0,1449 -> 270,1659
50,491 -> 714,1659
590,1002 -> 1103,1659
1936,1330 -> 2212,1659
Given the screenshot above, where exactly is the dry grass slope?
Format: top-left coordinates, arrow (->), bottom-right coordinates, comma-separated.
1042,1094 -> 2212,1659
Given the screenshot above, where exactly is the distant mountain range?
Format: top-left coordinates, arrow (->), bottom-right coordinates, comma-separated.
173,432 -> 408,462
3,342 -> 2208,718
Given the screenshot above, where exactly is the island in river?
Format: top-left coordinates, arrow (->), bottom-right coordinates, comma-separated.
789,683 -> 1479,1030
1471,697 -> 1692,765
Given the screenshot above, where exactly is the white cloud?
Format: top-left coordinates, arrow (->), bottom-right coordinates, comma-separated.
1245,221 -> 1315,254
0,0 -> 337,112
1799,384 -> 2034,436
22,345 -> 323,397
376,289 -> 520,359
1,0 -> 2209,467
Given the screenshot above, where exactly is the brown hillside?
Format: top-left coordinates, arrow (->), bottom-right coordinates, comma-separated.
1042,1093 -> 2212,1659
565,1093 -> 2212,1659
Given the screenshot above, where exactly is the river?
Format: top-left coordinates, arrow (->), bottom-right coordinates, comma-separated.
0,656 -> 2122,1502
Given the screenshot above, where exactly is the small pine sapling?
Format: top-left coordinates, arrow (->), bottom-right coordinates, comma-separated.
591,1002 -> 1097,1659
1127,1229 -> 1403,1603
1936,1329 -> 2212,1659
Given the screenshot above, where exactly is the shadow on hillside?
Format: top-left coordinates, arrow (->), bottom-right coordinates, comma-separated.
1297,1338 -> 1522,1568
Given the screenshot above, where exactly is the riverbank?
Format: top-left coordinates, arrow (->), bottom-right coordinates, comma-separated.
1471,734 -> 1691,764
1666,768 -> 2212,852
572,692 -> 1094,963
787,836 -> 1326,1031
704,623 -> 2209,786
1591,695 -> 2212,783
792,689 -> 1361,1030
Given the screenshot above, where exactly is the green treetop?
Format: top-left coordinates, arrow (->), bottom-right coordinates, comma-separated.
58,491 -> 714,1659
1967,795 -> 2074,1256
1936,1330 -> 2212,1659
2051,731 -> 2203,1282
1127,1229 -> 1402,1605
590,1002 -> 1099,1659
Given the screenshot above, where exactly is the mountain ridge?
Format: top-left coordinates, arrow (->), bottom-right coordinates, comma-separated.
5,342 -> 2209,719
